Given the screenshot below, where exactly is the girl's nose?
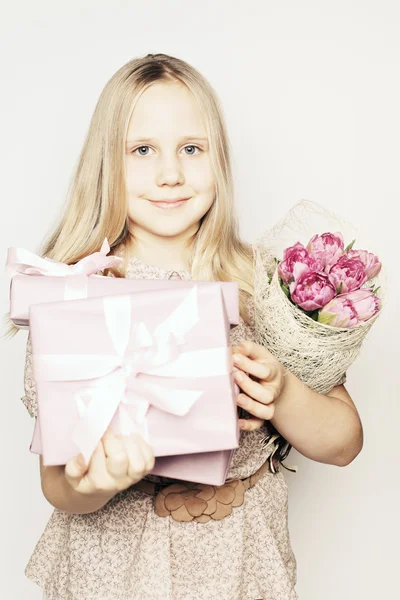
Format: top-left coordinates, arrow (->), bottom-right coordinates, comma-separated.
156,159 -> 184,186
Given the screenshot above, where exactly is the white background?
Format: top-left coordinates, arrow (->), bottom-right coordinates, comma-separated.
1,1 -> 399,598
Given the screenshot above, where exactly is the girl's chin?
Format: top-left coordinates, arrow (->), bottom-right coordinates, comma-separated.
131,218 -> 200,238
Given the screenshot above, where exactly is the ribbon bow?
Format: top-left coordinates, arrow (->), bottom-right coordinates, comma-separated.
33,288 -> 232,464
6,238 -> 123,315
5,237 -> 122,279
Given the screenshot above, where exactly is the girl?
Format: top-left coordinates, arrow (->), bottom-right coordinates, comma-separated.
20,53 -> 362,600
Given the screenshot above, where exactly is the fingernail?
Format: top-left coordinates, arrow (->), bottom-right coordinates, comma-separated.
234,371 -> 244,382
233,354 -> 242,365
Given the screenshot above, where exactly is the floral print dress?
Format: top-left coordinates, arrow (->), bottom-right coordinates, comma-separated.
21,256 -> 299,600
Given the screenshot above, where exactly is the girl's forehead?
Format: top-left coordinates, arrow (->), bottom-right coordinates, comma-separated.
127,83 -> 207,138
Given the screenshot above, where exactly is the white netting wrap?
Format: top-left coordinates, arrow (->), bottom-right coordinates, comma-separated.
252,200 -> 386,396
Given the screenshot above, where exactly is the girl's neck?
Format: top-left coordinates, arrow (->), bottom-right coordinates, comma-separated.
126,236 -> 193,272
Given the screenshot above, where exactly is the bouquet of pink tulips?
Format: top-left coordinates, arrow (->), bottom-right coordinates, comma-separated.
252,201 -> 384,396
276,232 -> 381,327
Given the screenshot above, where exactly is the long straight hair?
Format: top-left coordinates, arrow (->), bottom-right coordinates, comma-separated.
6,53 -> 254,337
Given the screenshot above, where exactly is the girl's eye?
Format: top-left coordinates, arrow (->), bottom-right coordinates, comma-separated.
134,146 -> 152,156
132,145 -> 201,156
183,145 -> 201,155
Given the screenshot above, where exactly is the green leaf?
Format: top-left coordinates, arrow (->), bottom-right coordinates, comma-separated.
373,286 -> 381,295
344,239 -> 356,252
281,284 -> 290,298
317,311 -> 334,325
336,282 -> 343,294
308,310 -> 320,321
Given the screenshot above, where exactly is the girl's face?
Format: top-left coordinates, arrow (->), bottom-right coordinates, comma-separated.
124,81 -> 216,240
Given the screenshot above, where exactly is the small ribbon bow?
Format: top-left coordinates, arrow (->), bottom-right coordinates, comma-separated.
5,237 -> 122,279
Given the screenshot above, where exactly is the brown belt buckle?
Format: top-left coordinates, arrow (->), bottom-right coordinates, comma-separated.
154,479 -> 246,523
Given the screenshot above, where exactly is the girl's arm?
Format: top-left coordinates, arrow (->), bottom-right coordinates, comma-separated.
233,341 -> 363,467
269,372 -> 363,466
39,456 -> 116,515
40,429 -> 155,515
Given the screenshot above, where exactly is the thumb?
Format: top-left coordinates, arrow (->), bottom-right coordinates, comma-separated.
65,453 -> 87,487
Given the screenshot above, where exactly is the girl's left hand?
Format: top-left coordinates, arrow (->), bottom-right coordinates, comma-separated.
232,341 -> 286,431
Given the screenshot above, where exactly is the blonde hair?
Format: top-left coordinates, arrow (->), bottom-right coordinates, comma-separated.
5,53 -> 254,337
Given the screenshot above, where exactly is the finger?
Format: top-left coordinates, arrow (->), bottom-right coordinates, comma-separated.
65,441 -> 107,494
237,393 -> 275,420
133,435 -> 156,471
234,370 -> 277,405
232,352 -> 275,381
233,340 -> 272,361
80,439 -> 113,493
101,427 -> 122,454
238,418 -> 265,431
65,453 -> 88,488
102,430 -> 129,479
121,433 -> 151,480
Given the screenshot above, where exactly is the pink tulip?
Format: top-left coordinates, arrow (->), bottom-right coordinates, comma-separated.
328,256 -> 368,293
306,232 -> 345,271
318,288 -> 380,327
346,288 -> 381,320
346,249 -> 382,281
278,242 -> 319,284
289,271 -> 336,311
317,296 -> 360,327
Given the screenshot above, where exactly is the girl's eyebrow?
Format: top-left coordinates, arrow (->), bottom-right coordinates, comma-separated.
126,135 -> 208,145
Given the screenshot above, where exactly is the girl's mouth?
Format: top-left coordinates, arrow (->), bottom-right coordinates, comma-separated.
148,198 -> 190,209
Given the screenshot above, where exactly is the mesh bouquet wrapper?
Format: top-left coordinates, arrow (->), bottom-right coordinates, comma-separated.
252,200 -> 386,466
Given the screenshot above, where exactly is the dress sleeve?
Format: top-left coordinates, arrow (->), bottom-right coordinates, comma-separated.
20,332 -> 38,418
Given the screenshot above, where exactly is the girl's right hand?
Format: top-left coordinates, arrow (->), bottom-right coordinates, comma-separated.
64,427 -> 155,498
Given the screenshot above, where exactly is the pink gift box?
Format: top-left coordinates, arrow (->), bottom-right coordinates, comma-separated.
30,417 -> 236,485
6,239 -> 239,329
9,275 -> 239,329
151,449 -> 235,485
29,284 -> 240,479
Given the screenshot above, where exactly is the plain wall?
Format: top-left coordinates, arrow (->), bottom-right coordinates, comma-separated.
1,1 -> 399,598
